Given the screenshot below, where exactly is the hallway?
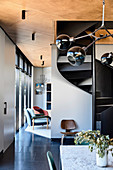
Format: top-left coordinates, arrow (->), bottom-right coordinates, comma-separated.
0,126 -> 60,170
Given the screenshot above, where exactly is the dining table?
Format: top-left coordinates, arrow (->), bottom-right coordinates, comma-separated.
60,145 -> 113,170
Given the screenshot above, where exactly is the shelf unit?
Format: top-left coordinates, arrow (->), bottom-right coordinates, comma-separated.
46,83 -> 51,110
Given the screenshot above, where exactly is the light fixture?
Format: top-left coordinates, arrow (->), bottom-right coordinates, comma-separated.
32,32 -> 36,40
56,0 -> 113,66
22,10 -> 26,20
56,34 -> 70,51
40,55 -> 42,60
35,56 -> 48,94
42,61 -> 44,66
67,46 -> 85,66
101,52 -> 113,65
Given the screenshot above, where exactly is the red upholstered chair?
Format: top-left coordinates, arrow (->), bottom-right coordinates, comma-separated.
33,106 -> 49,116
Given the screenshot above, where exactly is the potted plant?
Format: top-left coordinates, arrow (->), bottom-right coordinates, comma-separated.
74,130 -> 113,167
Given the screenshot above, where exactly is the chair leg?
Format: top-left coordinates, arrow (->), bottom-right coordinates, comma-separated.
61,135 -> 65,145
47,118 -> 48,129
32,119 -> 34,130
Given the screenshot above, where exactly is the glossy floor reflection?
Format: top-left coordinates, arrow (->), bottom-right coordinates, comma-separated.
0,125 -> 60,170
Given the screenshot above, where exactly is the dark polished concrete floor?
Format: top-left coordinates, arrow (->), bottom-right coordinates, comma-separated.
0,125 -> 61,170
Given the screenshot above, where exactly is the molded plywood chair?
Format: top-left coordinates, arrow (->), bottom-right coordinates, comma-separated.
60,119 -> 78,145
47,151 -> 57,170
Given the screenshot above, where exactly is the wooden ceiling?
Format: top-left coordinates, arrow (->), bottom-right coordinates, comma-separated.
0,0 -> 113,67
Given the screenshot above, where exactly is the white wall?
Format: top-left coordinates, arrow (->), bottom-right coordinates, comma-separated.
51,45 -> 92,138
0,29 -> 5,152
0,28 -> 15,152
4,35 -> 15,151
33,66 -> 51,109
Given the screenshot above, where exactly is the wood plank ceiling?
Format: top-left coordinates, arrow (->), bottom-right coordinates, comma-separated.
0,0 -> 113,67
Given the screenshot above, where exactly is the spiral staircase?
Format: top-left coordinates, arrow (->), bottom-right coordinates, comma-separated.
56,21 -> 113,138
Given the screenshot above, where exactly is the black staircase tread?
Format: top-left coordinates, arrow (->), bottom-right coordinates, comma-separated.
61,70 -> 92,80
96,104 -> 113,107
96,97 -> 113,99
96,105 -> 112,113
78,84 -> 92,86
57,55 -> 92,63
58,62 -> 91,72
70,79 -> 91,85
96,97 -> 113,105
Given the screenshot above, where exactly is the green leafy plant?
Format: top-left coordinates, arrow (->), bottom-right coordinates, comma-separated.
74,130 -> 113,158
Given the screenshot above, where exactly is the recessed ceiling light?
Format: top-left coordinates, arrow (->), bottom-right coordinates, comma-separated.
40,55 -> 42,60
22,10 -> 26,20
32,32 -> 36,41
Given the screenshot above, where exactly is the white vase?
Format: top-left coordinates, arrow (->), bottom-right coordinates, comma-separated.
96,150 -> 108,167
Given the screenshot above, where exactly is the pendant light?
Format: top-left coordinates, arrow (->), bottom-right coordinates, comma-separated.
101,52 -> 113,65
35,56 -> 48,94
56,0 -> 113,66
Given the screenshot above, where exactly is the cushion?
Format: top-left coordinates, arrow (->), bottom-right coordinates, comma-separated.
33,109 -> 41,115
33,106 -> 44,114
34,118 -> 47,123
27,108 -> 35,117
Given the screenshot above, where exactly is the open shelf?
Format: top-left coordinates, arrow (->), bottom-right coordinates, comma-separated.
46,83 -> 51,110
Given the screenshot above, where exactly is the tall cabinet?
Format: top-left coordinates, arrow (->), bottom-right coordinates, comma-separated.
0,28 -> 15,152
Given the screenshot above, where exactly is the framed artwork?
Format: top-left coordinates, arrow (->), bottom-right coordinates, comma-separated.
35,83 -> 42,95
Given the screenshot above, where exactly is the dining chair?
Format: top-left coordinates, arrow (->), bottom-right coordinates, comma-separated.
47,151 -> 57,170
60,119 -> 78,145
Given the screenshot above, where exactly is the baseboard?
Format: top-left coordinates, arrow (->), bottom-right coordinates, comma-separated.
51,138 -> 61,142
51,137 -> 75,145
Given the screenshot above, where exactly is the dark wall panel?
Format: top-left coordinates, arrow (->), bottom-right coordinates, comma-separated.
26,76 -> 28,108
15,69 -> 19,131
29,77 -> 31,108
101,106 -> 113,138
96,60 -> 112,97
21,72 -> 25,126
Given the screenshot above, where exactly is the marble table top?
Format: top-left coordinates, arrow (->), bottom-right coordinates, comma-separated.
60,145 -> 113,170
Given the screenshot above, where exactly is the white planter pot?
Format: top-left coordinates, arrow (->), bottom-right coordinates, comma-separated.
96,150 -> 108,167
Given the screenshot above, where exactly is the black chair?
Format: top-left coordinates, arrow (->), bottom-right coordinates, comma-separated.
47,151 -> 57,170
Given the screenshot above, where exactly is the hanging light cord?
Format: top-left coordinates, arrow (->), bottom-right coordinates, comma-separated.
70,0 -> 113,51
102,0 -> 105,27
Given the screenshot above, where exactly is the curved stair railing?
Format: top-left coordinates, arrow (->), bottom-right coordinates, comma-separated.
57,26 -> 94,94
56,22 -> 113,138
57,54 -> 92,94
